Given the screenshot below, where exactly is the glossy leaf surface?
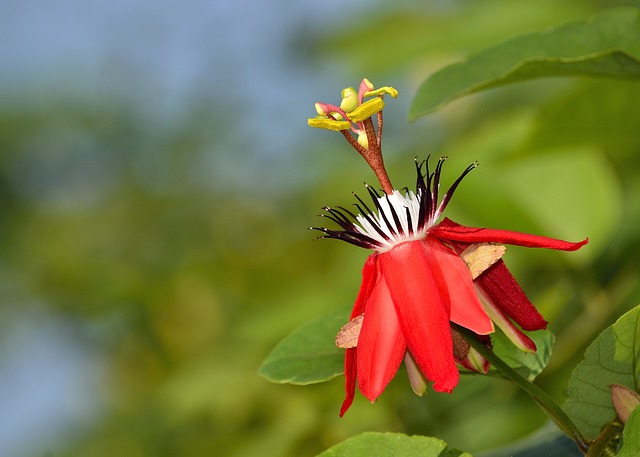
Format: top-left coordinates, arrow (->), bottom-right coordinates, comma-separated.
409,8 -> 640,119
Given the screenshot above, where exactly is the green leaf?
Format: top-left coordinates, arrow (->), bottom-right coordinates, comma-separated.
261,303 -> 553,387
564,305 -> 640,439
259,306 -> 349,384
316,432 -> 472,457
489,329 -> 554,381
618,406 -> 640,457
409,8 -> 640,120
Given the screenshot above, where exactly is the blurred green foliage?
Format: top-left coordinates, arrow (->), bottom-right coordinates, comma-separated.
565,306 -> 640,440
1,1 -> 640,456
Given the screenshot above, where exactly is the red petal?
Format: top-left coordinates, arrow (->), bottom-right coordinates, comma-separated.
435,219 -> 548,331
431,222 -> 588,251
356,263 -> 407,402
425,237 -> 494,335
478,260 -> 548,331
340,254 -> 381,416
379,241 -> 459,393
351,254 -> 379,318
339,348 -> 357,417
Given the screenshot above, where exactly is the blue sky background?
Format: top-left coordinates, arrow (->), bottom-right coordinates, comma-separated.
0,1 -> 377,454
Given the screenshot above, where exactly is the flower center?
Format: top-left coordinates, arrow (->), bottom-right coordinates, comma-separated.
312,157 -> 477,252
354,189 -> 428,252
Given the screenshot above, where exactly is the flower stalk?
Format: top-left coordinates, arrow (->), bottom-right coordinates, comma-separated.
453,323 -> 589,453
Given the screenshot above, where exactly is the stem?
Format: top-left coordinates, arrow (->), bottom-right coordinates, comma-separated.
340,129 -> 367,155
376,109 -> 383,148
585,421 -> 621,457
339,122 -> 393,195
453,324 -> 589,454
362,118 -> 393,194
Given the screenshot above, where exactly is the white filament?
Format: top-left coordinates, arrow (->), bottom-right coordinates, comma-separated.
354,189 -> 429,252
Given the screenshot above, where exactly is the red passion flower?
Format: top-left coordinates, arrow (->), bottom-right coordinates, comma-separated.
308,79 -> 588,416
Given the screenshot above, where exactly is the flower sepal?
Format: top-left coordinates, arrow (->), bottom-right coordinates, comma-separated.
404,352 -> 428,396
611,384 -> 640,424
452,328 -> 491,374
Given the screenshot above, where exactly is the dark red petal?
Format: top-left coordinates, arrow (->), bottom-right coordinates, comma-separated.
379,241 -> 459,393
339,348 -> 357,417
476,284 -> 538,351
478,260 -> 548,331
356,266 -> 407,402
430,224 -> 588,251
425,237 -> 494,335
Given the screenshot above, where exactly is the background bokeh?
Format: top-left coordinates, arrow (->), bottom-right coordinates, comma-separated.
1,1 -> 640,456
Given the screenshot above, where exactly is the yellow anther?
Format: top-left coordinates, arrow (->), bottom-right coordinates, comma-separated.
348,98 -> 385,122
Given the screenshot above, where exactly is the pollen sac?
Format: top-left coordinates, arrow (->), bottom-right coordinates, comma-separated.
307,116 -> 351,131
347,98 -> 385,122
340,87 -> 359,112
357,131 -> 369,149
364,85 -> 399,99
